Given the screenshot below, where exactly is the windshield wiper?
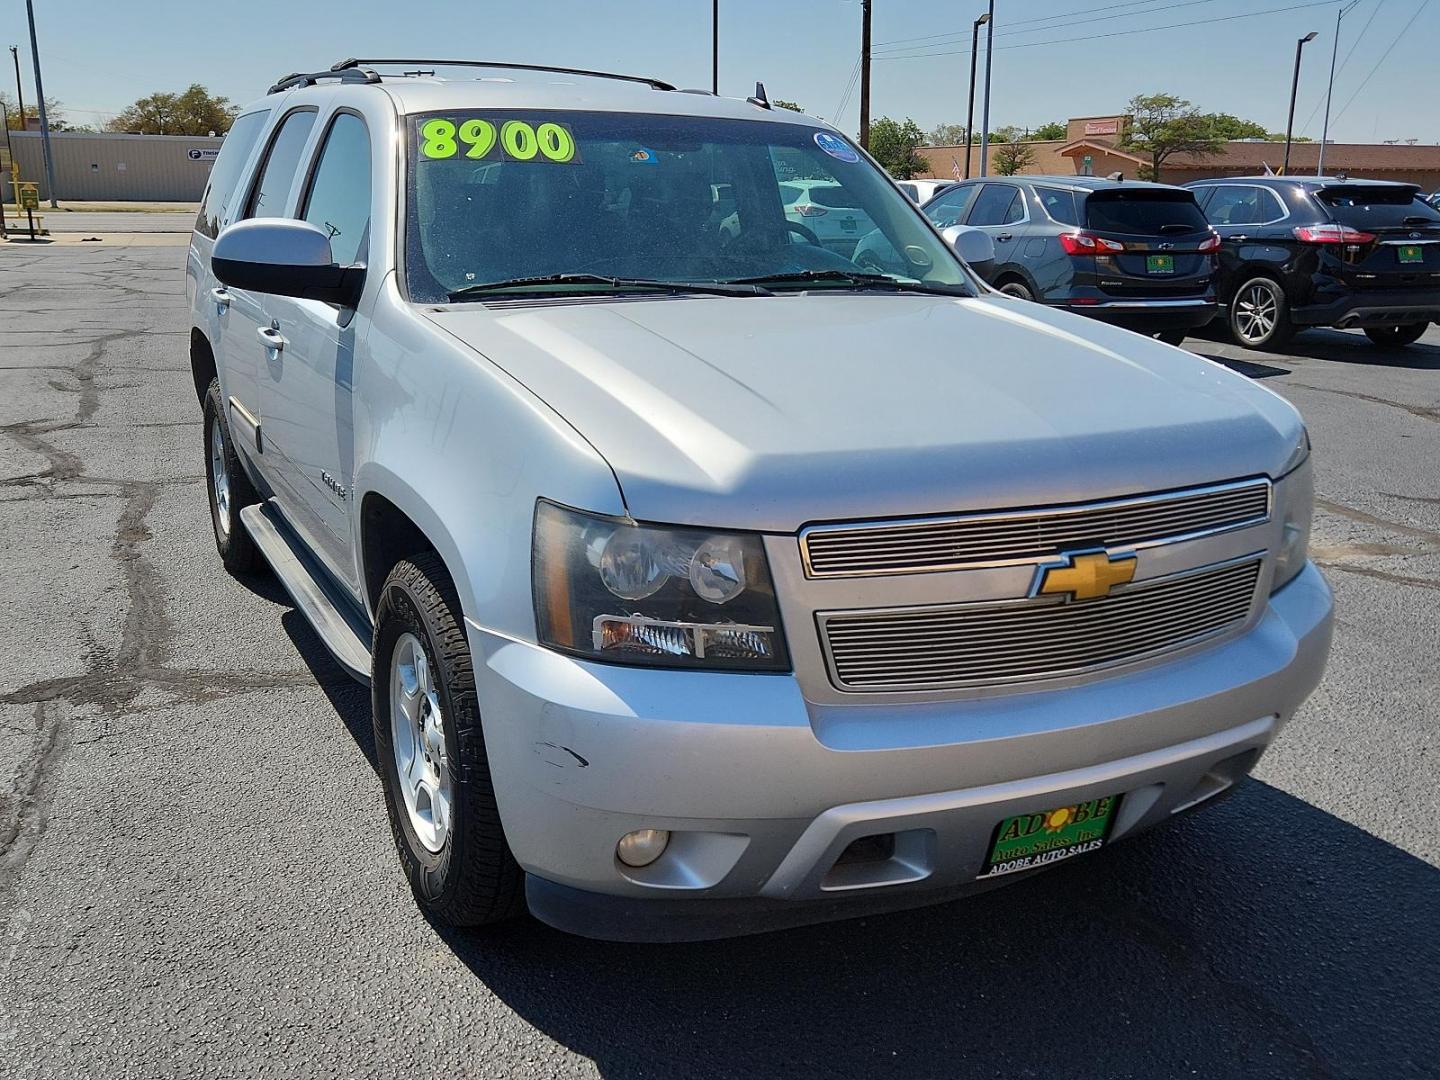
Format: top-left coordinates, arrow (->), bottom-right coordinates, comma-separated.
448,273 -> 768,300
723,269 -> 968,295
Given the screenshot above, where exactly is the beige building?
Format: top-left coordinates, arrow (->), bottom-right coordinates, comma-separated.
918,114 -> 1440,192
2,130 -> 222,202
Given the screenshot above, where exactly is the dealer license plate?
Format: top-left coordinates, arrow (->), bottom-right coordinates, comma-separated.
1146,254 -> 1175,274
1398,244 -> 1424,265
978,795 -> 1120,878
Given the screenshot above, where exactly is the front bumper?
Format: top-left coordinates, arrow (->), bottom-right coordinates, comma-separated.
466,563 -> 1332,941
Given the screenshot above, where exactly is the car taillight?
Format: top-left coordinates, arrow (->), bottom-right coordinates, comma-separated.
1059,232 -> 1125,256
1293,224 -> 1376,245
793,204 -> 828,218
1198,233 -> 1221,253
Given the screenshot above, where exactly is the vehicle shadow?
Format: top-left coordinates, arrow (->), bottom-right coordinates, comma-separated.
429,782 -> 1437,1080
1196,325 -> 1440,371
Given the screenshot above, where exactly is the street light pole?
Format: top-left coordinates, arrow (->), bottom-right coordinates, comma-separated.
9,46 -> 24,128
978,0 -> 996,177
1283,31 -> 1318,176
964,13 -> 990,179
23,0 -> 57,208
1318,1 -> 1358,176
711,0 -> 718,95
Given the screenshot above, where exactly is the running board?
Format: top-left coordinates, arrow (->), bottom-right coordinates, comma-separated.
240,501 -> 373,685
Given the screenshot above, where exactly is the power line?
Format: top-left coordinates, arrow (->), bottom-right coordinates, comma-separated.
832,55 -> 862,123
1329,0 -> 1429,124
873,0 -> 1198,49
1297,0 -> 1383,136
875,0 -> 1341,61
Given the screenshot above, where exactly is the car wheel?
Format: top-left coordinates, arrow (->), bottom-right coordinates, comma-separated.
998,281 -> 1035,302
1363,322 -> 1429,348
373,552 -> 525,927
202,378 -> 259,575
1228,276 -> 1294,350
1154,330 -> 1188,347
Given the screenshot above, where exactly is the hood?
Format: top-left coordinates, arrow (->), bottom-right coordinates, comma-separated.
425,294 -> 1304,532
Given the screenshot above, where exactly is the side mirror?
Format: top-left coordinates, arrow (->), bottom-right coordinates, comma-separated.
212,218 -> 365,307
944,225 -> 997,282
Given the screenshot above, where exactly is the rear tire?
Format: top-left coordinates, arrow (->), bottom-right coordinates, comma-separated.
1364,322 -> 1428,348
373,552 -> 526,927
1154,329 -> 1188,347
202,379 -> 259,575
1227,276 -> 1294,350
998,280 -> 1035,302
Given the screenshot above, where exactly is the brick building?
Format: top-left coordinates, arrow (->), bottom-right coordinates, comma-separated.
918,114 -> 1440,191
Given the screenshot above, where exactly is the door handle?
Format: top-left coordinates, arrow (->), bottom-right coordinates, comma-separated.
257,326 -> 287,353
210,287 -> 230,310
996,233 -> 1014,242
1229,234 -> 1248,242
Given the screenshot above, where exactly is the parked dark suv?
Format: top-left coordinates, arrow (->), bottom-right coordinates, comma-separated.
917,176 -> 1219,344
1186,176 -> 1440,349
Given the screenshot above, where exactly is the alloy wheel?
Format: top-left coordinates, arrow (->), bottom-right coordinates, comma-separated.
209,417 -> 231,539
1234,282 -> 1279,345
389,632 -> 452,854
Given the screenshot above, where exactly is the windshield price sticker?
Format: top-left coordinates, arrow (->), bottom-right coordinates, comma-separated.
814,131 -> 860,164
419,118 -> 580,163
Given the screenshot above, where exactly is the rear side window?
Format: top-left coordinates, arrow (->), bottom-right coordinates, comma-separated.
300,113 -> 372,267
245,109 -> 318,219
194,111 -> 268,239
1085,191 -> 1208,236
923,184 -> 977,227
1036,186 -> 1079,226
1316,185 -> 1440,228
1201,185 -> 1282,226
967,184 -> 1021,226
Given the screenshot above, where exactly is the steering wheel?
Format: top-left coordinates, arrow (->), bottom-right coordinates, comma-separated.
784,221 -> 822,246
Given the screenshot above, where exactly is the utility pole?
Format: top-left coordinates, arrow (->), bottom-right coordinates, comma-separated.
859,0 -> 871,149
1283,31 -> 1318,176
9,46 -> 24,128
711,0 -> 718,94
1318,1 -> 1358,176
978,0 -> 996,176
23,0 -> 57,208
964,13 -> 990,178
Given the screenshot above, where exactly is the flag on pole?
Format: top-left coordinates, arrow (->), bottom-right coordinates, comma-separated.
951,156 -> 963,180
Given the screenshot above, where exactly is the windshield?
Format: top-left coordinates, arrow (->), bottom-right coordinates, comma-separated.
1083,191 -> 1209,236
404,109 -> 973,301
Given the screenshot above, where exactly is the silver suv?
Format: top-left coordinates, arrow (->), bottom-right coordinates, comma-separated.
187,59 -> 1332,941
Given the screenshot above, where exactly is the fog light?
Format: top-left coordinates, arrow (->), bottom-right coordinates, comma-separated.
616,828 -> 671,867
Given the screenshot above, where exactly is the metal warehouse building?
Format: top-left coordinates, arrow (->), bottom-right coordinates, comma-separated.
2,130 -> 221,202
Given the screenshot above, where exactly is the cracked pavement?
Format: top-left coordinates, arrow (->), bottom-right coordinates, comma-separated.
0,243 -> 1436,1079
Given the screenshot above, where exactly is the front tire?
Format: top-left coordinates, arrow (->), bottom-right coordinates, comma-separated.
1364,322 -> 1428,348
998,280 -> 1035,301
373,553 -> 525,927
202,378 -> 259,575
1227,276 -> 1294,350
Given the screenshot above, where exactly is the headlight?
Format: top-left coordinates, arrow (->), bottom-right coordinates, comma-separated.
532,501 -> 790,671
1271,431 -> 1313,593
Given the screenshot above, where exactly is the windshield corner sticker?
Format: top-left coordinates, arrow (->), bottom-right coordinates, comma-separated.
419,118 -> 579,164
628,147 -> 658,165
814,131 -> 860,164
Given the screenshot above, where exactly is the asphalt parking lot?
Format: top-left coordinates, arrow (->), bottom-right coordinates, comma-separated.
1,240 -> 1436,1080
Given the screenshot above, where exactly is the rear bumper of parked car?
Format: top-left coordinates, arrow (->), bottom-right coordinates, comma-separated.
1061,297 -> 1217,333
1290,285 -> 1440,328
464,562 -> 1332,941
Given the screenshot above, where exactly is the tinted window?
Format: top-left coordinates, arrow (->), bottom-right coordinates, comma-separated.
923,183 -> 977,226
1036,186 -> 1079,226
194,111 -> 267,239
1201,185 -> 1273,226
1316,185 -> 1440,228
301,113 -> 372,267
1085,190 -> 1208,235
967,184 -> 1020,226
805,184 -> 861,210
246,109 -> 318,219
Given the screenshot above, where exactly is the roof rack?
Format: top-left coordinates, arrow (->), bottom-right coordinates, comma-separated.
268,65 -> 381,95
327,58 -> 676,92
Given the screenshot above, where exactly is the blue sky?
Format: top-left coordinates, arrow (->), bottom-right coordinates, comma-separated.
15,0 -> 1438,144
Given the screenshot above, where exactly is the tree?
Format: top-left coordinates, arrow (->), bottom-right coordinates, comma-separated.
1030,121 -> 1067,141
0,91 -> 69,131
105,84 -> 238,135
772,99 -> 804,113
987,124 -> 1026,144
992,134 -> 1036,176
1206,112 -> 1271,141
1119,93 -> 1225,182
868,116 -> 928,179
928,122 -> 969,146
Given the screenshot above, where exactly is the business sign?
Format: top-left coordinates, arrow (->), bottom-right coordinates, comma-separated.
1084,120 -> 1120,136
186,148 -> 221,163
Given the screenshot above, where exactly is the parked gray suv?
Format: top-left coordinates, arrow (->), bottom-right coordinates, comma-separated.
187,59 -> 1332,941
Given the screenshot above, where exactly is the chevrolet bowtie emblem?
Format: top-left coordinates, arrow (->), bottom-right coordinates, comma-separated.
1035,551 -> 1137,601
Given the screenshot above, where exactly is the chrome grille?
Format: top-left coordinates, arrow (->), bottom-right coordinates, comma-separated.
801,479 -> 1270,578
820,558 -> 1262,692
